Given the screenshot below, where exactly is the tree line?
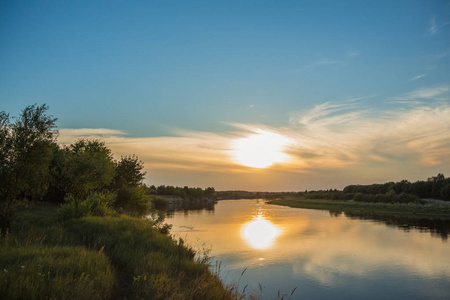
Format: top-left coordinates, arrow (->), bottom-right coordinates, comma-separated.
302,174 -> 450,203
146,185 -> 216,199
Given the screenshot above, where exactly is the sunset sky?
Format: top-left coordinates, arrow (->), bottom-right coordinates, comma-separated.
1,1 -> 450,191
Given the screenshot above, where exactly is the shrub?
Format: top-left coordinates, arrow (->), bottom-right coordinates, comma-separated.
440,184 -> 450,201
115,186 -> 150,216
151,196 -> 168,210
84,192 -> 116,216
59,192 -> 115,219
354,193 -> 421,204
59,194 -> 90,219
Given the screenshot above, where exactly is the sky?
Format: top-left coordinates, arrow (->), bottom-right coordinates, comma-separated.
1,0 -> 450,191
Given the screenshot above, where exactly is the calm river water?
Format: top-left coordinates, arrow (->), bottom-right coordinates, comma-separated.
166,199 -> 450,299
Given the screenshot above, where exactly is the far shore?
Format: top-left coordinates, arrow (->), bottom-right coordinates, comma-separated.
267,197 -> 450,219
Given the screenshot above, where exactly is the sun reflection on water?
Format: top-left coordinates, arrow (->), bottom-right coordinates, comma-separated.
241,212 -> 281,250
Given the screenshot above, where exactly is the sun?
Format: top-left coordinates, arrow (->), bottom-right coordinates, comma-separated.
232,131 -> 289,168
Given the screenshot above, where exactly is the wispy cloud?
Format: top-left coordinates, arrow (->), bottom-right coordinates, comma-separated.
410,73 -> 429,81
393,85 -> 449,102
58,128 -> 126,142
59,93 -> 450,189
429,16 -> 450,35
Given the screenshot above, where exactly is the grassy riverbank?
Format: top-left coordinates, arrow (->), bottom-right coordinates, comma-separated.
0,203 -> 235,300
267,196 -> 450,218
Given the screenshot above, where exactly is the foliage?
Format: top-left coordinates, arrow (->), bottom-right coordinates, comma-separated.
59,192 -> 116,219
154,185 -> 216,199
0,245 -> 115,300
0,104 -> 57,235
60,139 -> 115,201
146,209 -> 172,234
441,184 -> 450,201
353,193 -> 422,204
1,205 -> 234,300
113,154 -> 146,189
115,186 -> 150,216
342,174 -> 450,202
151,195 -> 168,210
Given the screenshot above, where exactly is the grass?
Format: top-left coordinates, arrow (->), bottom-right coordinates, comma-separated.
267,196 -> 450,218
0,203 -> 236,300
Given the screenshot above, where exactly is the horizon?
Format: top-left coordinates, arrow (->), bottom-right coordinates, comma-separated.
1,1 -> 450,191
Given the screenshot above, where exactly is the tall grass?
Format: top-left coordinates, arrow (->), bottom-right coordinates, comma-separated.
0,245 -> 115,300
1,203 -> 236,299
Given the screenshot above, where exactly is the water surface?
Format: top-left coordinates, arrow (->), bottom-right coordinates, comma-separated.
167,199 -> 450,299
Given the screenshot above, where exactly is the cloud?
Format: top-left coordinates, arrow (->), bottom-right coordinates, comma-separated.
58,128 -> 126,143
429,16 -> 450,35
410,73 -> 428,81
308,59 -> 342,67
58,91 -> 450,189
393,85 -> 449,102
430,17 -> 438,35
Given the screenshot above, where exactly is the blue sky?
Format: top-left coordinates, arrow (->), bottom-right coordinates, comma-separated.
1,1 -> 450,190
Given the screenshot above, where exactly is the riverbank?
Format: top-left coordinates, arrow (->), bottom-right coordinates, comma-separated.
0,203 -> 235,299
267,196 -> 450,219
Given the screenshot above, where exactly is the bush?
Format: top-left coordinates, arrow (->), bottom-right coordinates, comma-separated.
84,192 -> 116,216
151,196 -> 168,210
59,192 -> 115,219
395,193 -> 421,204
115,186 -> 150,216
354,193 -> 421,204
343,193 -> 355,200
440,184 -> 450,201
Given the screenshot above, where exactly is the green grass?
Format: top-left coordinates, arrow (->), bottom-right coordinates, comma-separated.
267,196 -> 450,218
1,203 -> 236,300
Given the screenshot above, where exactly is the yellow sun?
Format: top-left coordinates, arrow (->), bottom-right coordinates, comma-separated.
233,131 -> 288,168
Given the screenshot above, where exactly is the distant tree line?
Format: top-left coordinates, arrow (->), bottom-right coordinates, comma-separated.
216,191 -> 295,200
146,185 -> 216,200
302,174 -> 450,203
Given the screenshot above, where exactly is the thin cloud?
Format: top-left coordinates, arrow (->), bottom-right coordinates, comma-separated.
393,85 -> 449,102
58,128 -> 126,143
410,73 -> 429,81
59,97 -> 450,188
429,16 -> 450,35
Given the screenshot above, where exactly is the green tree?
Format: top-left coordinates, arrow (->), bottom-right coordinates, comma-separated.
111,154 -> 150,215
440,183 -> 450,201
61,139 -> 115,203
0,104 -> 57,235
112,154 -> 146,189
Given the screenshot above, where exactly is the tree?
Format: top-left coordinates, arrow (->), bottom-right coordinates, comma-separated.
112,155 -> 149,215
61,139 -> 115,202
0,104 -> 57,235
440,184 -> 450,201
112,155 -> 146,189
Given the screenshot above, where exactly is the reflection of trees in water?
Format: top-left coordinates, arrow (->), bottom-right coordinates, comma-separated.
166,202 -> 216,217
328,210 -> 450,241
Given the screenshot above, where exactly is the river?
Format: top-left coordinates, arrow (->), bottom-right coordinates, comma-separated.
166,199 -> 450,299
